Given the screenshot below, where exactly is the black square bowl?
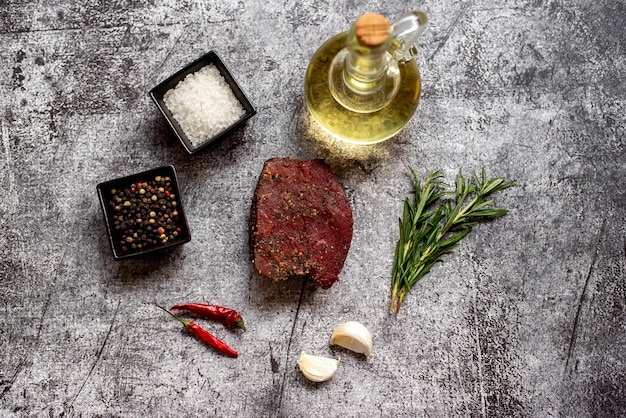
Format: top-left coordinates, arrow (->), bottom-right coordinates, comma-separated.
149,51 -> 256,154
97,165 -> 191,260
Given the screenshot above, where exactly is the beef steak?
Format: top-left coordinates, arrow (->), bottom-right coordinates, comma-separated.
249,158 -> 353,289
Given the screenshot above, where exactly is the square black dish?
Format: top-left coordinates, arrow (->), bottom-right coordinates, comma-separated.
149,51 -> 256,154
97,165 -> 191,260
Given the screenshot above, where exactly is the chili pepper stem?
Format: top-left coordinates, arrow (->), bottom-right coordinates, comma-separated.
155,304 -> 190,327
236,318 -> 247,332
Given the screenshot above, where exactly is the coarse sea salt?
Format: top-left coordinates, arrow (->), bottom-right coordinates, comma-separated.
163,64 -> 246,148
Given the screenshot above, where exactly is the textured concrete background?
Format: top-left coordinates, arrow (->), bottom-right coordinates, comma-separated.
1,1 -> 625,417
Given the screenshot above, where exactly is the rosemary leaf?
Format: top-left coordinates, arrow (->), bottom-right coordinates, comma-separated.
389,168 -> 515,314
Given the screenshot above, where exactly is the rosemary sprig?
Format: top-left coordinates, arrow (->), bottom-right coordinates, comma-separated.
389,168 -> 515,314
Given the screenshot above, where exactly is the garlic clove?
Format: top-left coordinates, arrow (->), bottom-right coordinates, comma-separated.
298,351 -> 340,382
329,321 -> 373,360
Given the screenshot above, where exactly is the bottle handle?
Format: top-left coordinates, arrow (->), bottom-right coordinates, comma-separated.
389,11 -> 428,63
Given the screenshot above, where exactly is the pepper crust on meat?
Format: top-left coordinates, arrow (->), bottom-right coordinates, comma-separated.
249,158 -> 353,289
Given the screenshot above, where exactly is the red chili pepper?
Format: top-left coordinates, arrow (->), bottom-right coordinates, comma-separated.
156,305 -> 238,358
170,303 -> 246,332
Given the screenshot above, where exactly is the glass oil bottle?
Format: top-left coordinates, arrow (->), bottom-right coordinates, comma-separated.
305,12 -> 427,145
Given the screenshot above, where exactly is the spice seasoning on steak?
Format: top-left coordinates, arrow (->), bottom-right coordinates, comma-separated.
249,158 -> 353,289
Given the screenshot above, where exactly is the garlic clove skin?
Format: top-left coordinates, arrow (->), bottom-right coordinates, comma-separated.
329,321 -> 373,360
298,351 -> 340,382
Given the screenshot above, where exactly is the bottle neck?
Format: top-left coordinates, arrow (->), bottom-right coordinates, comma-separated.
329,29 -> 401,113
343,32 -> 391,95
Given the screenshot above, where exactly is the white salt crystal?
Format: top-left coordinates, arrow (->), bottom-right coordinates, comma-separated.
163,64 -> 246,148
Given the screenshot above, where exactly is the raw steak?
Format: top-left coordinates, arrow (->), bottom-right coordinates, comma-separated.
249,158 -> 353,289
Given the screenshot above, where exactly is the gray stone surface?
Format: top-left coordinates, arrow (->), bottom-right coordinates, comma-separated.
1,0 -> 625,417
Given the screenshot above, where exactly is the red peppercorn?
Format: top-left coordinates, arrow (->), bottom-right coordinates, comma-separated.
176,227 -> 181,232
137,181 -> 143,187
157,227 -> 165,235
165,190 -> 170,197
130,187 -> 136,193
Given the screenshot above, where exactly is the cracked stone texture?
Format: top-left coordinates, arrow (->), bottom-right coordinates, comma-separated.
1,1 -> 625,417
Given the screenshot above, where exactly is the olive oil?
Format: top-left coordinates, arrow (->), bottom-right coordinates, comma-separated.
305,14 -> 423,145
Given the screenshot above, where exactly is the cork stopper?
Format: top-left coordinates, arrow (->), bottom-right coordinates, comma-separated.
355,13 -> 390,47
